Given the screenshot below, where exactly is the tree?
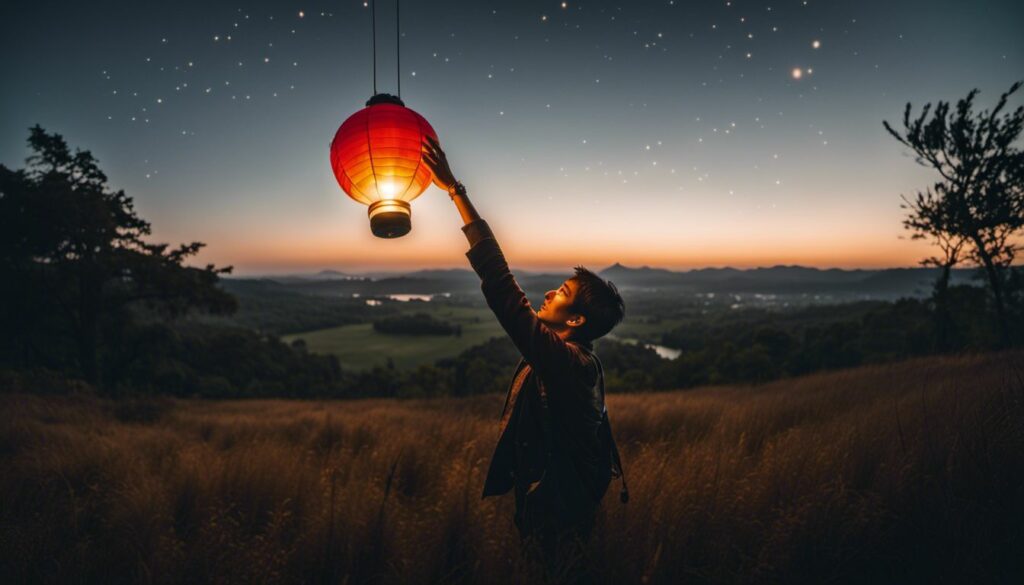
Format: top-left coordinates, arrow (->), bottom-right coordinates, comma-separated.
0,125 -> 236,386
884,82 -> 1024,346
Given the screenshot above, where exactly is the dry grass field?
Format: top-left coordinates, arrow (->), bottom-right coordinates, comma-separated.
2,351 -> 1023,584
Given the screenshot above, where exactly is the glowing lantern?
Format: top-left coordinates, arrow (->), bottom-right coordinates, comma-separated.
330,93 -> 438,238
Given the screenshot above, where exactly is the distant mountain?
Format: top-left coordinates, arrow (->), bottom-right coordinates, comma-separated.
599,262 -> 680,287
594,262 -> 980,297
601,262 -> 675,277
226,263 -> 984,302
405,268 -> 478,281
314,269 -> 357,279
236,270 -> 367,283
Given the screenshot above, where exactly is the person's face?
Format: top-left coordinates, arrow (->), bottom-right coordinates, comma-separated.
537,278 -> 586,332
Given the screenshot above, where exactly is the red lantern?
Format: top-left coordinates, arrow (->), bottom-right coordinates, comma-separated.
330,93 -> 438,238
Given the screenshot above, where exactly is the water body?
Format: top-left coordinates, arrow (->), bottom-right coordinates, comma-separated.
362,292 -> 452,305
387,292 -> 452,302
614,337 -> 682,360
645,343 -> 682,360
387,294 -> 433,302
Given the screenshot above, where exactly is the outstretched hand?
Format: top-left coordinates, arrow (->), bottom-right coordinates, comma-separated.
421,135 -> 457,192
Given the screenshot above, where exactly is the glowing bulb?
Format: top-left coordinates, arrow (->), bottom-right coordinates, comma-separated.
379,181 -> 398,198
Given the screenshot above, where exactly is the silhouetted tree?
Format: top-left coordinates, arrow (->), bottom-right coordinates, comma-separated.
929,234 -> 966,351
884,82 -> 1024,346
0,126 -> 236,385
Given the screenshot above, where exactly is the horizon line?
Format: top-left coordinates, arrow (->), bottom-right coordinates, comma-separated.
221,261 -> 1002,279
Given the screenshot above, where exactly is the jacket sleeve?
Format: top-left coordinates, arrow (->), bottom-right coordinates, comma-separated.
462,219 -> 592,384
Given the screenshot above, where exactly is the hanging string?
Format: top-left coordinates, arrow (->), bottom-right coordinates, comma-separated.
396,0 -> 401,98
371,0 -> 377,95
369,0 -> 402,98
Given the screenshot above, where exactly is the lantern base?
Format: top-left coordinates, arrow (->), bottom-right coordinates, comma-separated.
368,200 -> 412,238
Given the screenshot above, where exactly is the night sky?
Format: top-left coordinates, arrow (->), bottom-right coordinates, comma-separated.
2,0 -> 1021,274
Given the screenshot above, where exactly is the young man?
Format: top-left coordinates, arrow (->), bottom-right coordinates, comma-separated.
422,136 -> 628,582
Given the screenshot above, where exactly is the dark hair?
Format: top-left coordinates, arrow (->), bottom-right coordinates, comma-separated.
569,265 -> 626,341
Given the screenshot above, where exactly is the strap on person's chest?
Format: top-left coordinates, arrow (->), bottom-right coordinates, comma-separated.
567,343 -> 630,504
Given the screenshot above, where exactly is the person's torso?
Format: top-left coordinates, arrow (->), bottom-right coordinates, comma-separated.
508,358 -> 606,488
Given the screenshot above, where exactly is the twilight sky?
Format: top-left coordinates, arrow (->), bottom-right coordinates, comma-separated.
2,0 -> 1021,275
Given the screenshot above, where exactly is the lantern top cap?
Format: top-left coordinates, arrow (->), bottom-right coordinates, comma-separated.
366,93 -> 405,107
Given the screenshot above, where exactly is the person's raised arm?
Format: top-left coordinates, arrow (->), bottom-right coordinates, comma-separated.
420,136 -> 593,384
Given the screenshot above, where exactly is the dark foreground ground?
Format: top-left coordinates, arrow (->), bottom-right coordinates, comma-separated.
2,350 -> 1023,584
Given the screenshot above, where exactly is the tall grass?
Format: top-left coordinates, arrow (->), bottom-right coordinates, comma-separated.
2,351 -> 1022,584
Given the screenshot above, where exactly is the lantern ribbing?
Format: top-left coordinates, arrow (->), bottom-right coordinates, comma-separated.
330,101 -> 438,238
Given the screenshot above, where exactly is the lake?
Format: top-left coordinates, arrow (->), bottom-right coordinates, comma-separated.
613,336 -> 682,360
358,292 -> 452,305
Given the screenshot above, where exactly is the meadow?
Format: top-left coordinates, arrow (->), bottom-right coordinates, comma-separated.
283,305 -> 505,370
279,301 -> 688,371
1,350 -> 1022,584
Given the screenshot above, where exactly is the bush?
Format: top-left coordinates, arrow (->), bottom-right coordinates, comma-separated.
0,368 -> 95,396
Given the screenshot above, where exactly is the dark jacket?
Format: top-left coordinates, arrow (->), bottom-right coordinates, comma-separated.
461,219 -> 619,520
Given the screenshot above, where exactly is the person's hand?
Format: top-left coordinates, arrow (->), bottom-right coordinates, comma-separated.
421,135 -> 458,192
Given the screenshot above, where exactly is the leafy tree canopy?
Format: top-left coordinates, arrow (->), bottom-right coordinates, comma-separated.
0,125 -> 236,385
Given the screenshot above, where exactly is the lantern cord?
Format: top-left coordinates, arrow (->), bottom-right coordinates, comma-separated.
369,0 -> 400,98
396,0 -> 400,98
371,0 -> 377,95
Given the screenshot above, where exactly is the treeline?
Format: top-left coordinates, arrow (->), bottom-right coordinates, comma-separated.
599,290 -> 1008,393
224,281 -> 1020,398
373,312 -> 462,336
259,285 -> 1016,398
210,279 -> 396,335
14,276 -> 1015,399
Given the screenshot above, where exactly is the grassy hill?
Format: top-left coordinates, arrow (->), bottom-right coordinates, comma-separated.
1,351 -> 1022,583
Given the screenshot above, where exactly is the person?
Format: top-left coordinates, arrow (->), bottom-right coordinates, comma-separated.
422,136 -> 629,583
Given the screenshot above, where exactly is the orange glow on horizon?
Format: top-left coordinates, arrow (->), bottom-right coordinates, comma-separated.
206,233 -> 957,275
180,185 -> 1024,276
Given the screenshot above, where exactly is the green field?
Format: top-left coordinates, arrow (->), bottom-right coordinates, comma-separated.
283,305 -> 506,370
283,302 -> 686,370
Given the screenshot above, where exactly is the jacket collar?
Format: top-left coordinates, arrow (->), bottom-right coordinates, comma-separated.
568,338 -> 595,352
